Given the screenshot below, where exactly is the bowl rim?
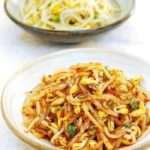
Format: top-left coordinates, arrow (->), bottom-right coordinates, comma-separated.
1,48 -> 150,150
4,0 -> 135,35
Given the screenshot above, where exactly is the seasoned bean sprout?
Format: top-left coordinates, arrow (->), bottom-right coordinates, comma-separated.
21,0 -> 121,30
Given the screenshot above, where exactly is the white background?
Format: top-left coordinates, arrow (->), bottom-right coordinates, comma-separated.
0,0 -> 150,149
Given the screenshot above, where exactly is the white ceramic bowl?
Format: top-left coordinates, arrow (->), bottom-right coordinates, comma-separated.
1,48 -> 150,150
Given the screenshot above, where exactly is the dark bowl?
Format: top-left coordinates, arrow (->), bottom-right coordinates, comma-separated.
4,0 -> 135,43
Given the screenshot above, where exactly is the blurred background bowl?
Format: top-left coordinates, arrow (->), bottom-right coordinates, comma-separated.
4,0 -> 135,43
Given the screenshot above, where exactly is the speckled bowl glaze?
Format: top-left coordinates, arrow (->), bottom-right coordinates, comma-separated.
1,48 -> 150,150
4,0 -> 135,43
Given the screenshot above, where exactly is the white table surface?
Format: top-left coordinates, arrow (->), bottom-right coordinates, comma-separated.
0,0 -> 150,149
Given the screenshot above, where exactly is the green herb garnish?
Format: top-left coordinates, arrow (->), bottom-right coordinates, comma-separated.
67,124 -> 77,137
129,101 -> 138,111
124,123 -> 132,128
52,15 -> 60,22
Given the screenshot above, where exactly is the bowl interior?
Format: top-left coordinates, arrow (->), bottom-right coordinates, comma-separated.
2,48 -> 150,149
5,0 -> 135,31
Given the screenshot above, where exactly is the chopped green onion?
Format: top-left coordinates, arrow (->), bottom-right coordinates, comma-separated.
124,123 -> 132,128
129,101 -> 138,111
52,15 -> 60,22
67,124 -> 77,137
